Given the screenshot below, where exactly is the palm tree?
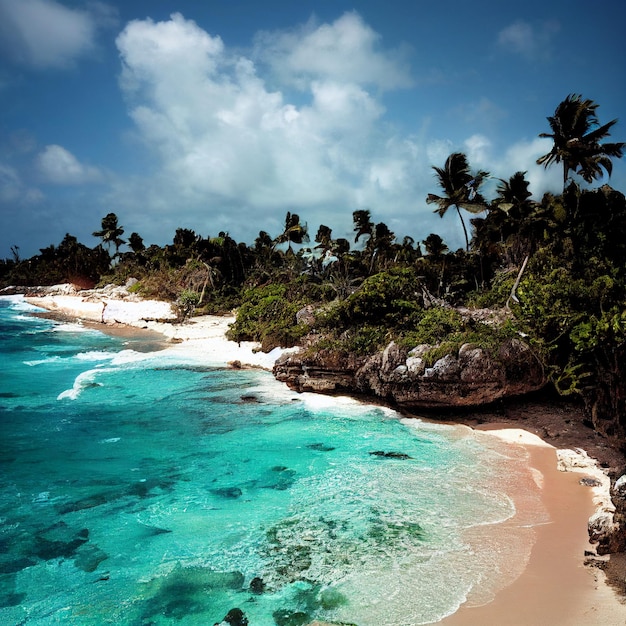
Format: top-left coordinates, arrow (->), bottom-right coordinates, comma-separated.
537,94 -> 625,187
314,224 -> 333,253
93,213 -> 125,257
274,212 -> 309,252
369,222 -> 395,272
352,209 -> 374,244
426,152 -> 489,251
422,233 -> 448,258
495,171 -> 533,219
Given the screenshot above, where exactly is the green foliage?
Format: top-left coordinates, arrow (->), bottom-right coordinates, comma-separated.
466,269 -> 516,308
176,289 -> 200,320
396,310 -> 518,362
511,186 -> 626,406
405,307 -> 461,344
226,284 -> 310,351
0,234 -> 110,287
341,325 -> 391,355
324,268 -> 424,329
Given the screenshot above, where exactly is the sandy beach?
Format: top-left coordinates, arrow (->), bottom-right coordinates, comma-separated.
437,428 -> 626,625
22,291 -> 626,625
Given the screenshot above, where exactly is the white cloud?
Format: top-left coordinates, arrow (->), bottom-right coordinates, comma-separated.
0,163 -> 24,202
497,19 -> 560,60
464,134 -> 492,167
113,12 -> 418,244
253,11 -> 413,91
498,137 -> 562,197
0,162 -> 42,203
0,0 -> 115,69
36,145 -> 102,184
107,12 -> 575,253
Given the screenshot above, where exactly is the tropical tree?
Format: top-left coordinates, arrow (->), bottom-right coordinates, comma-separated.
475,171 -> 537,264
128,232 -> 145,253
422,233 -> 448,258
314,224 -> 333,252
426,152 -> 489,251
537,94 -> 625,187
274,212 -> 309,251
369,222 -> 396,272
494,171 -> 533,218
93,213 -> 125,257
392,235 -> 420,264
353,209 -> 374,244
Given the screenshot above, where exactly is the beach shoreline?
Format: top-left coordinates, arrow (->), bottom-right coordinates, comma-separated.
434,432 -> 625,626
19,292 -> 626,624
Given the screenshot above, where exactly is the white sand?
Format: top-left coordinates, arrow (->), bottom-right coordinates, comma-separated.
24,292 -> 296,370
144,314 -> 296,370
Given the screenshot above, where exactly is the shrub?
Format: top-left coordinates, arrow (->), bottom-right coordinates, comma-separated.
176,289 -> 200,320
227,284 -> 310,351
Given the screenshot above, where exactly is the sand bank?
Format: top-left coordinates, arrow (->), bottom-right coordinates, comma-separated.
22,292 -> 626,625
435,427 -> 626,625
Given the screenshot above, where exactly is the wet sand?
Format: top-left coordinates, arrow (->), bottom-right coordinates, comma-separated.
436,428 -> 626,625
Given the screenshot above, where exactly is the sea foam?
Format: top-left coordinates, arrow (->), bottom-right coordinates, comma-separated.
57,368 -> 105,400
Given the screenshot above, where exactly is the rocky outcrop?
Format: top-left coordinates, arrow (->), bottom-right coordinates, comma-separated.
1,283 -> 79,296
273,337 -> 546,410
590,473 -> 626,555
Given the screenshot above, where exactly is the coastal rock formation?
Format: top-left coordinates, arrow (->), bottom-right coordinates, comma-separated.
592,474 -> 626,554
273,338 -> 546,409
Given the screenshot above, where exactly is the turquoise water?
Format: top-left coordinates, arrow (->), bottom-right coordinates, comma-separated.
0,296 -> 542,625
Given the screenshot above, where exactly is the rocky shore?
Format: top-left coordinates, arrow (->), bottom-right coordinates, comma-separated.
273,336 -> 546,409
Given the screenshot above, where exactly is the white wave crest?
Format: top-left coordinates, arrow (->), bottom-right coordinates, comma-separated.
24,356 -> 62,366
50,322 -> 94,334
57,368 -> 103,401
75,350 -> 117,362
109,349 -> 153,366
0,295 -> 40,311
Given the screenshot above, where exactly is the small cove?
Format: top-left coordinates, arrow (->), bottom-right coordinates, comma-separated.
0,296 -> 547,625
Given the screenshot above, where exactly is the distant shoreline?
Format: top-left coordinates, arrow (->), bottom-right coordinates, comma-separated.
16,291 -> 626,624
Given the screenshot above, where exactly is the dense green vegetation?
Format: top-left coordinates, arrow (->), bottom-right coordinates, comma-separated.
2,94 -> 625,440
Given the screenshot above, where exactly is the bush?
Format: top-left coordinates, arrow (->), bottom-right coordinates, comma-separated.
324,268 -> 424,329
227,284 -> 310,351
176,289 -> 200,320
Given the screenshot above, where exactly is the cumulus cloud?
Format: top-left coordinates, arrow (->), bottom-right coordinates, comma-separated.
0,0 -> 116,69
497,19 -> 560,60
107,11 -> 572,253
112,12 -> 423,244
498,137 -> 562,196
36,145 -> 102,184
253,11 -> 413,91
463,134 -> 492,166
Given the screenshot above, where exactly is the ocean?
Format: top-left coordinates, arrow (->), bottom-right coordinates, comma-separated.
0,295 -> 547,626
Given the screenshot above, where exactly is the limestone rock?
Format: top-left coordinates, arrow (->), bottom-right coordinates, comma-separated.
589,511 -> 620,553
273,336 -> 546,409
296,305 -> 316,327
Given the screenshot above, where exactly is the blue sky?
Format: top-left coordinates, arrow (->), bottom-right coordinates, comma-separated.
1,0 -> 625,259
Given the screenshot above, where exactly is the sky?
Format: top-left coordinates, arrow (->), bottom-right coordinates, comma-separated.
1,0 -> 625,259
